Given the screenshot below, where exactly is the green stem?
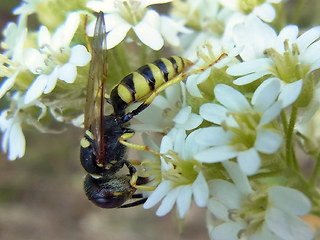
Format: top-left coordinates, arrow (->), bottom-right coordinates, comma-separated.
286,107 -> 298,170
310,153 -> 320,186
280,110 -> 288,133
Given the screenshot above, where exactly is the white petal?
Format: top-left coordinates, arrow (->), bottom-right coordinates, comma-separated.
301,40 -> 320,65
53,12 -> 80,49
199,103 -> 227,124
266,207 -> 314,240
23,48 -> 46,74
250,224 -> 283,240
195,145 -> 238,163
308,57 -> 320,73
172,128 -> 186,156
195,127 -> 233,146
38,25 -> 51,47
252,78 -> 281,112
237,148 -> 261,175
69,45 -> 91,66
222,161 -> 252,194
143,180 -> 172,209
43,67 -> 58,93
104,13 -> 128,31
277,25 -> 299,51
227,58 -> 273,75
86,1 -> 116,12
8,121 -> 25,160
0,72 -> 18,98
210,222 -> 244,240
214,84 -> 251,111
160,16 -> 191,46
296,26 -> 320,53
268,186 -> 311,216
156,187 -> 179,216
107,23 -> 131,49
24,75 -> 48,104
133,13 -> 163,50
207,198 -> 229,221
278,80 -> 303,108
176,186 -> 192,218
57,63 -> 76,83
186,73 -> 203,98
255,130 -> 282,154
192,172 -> 209,207
258,101 -> 282,127
209,179 -> 242,209
160,135 -> 173,154
233,71 -> 272,85
180,113 -> 202,130
140,0 -> 172,8
253,3 -> 275,22
173,106 -> 191,124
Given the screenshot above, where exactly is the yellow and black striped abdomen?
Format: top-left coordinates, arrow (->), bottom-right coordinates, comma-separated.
110,56 -> 193,116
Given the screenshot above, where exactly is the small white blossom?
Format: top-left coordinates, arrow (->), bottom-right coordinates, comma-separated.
13,0 -> 42,16
219,0 -> 282,23
144,129 -> 209,219
0,15 -> 27,98
23,12 -> 91,104
87,0 -> 189,50
132,82 -> 202,133
194,81 -> 284,175
0,92 -> 45,160
227,18 -> 320,108
207,161 -> 313,240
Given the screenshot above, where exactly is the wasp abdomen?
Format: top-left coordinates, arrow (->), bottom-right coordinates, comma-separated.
110,56 -> 193,116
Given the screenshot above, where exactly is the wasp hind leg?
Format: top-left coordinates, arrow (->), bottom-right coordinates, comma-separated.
119,132 -> 161,157
121,73 -> 187,123
120,195 -> 147,208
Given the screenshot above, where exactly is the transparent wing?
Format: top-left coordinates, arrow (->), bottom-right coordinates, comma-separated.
84,12 -> 107,162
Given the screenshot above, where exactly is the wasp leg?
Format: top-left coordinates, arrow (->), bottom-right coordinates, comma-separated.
119,132 -> 161,156
120,198 -> 147,208
122,73 -> 186,123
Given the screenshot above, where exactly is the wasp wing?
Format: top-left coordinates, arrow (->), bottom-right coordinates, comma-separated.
84,12 -> 107,163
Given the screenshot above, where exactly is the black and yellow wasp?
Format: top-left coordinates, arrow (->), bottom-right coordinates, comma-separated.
80,12 -> 194,208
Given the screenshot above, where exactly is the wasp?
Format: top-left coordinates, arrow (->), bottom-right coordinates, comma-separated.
80,12 -> 194,208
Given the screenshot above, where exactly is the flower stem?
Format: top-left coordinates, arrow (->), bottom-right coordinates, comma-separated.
310,153 -> 320,186
285,107 -> 299,170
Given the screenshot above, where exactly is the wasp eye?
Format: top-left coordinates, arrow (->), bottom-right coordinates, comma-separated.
83,174 -> 135,208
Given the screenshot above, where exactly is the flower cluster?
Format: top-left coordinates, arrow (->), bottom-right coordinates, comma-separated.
1,0 -> 320,239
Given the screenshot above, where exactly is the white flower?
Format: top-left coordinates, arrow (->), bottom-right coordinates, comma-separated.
207,161 -> 313,240
194,81 -> 284,175
132,82 -> 202,133
0,92 -> 43,160
23,12 -> 91,104
86,0 -> 189,50
219,0 -> 282,22
0,109 -> 25,161
227,18 -> 320,109
13,0 -> 42,16
143,129 -> 209,219
0,15 -> 27,98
